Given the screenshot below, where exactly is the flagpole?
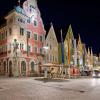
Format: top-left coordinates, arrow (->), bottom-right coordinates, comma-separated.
68,37 -> 70,65
67,32 -> 71,79
60,29 -> 65,78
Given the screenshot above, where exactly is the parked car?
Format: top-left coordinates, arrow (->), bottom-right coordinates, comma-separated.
92,70 -> 100,78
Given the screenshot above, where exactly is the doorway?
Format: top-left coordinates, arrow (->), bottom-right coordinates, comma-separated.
9,61 -> 13,77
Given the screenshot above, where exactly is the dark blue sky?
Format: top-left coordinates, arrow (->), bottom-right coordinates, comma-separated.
0,0 -> 100,55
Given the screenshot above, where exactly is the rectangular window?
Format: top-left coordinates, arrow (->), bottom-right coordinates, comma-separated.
27,45 -> 31,52
40,36 -> 43,42
20,28 -> 24,36
34,20 -> 38,27
34,33 -> 37,40
27,31 -> 30,38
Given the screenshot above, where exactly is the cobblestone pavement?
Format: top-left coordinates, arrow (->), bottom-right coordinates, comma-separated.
0,77 -> 100,100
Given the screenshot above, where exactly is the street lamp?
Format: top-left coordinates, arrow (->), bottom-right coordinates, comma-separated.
43,46 -> 49,78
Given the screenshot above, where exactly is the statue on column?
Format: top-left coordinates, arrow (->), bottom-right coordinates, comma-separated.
13,39 -> 19,77
13,39 -> 19,57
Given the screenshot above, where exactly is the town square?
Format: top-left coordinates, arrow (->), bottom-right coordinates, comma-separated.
0,0 -> 100,100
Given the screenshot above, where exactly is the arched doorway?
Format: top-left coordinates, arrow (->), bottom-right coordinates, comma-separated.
3,61 -> 6,75
9,61 -> 13,77
31,61 -> 34,72
21,61 -> 26,76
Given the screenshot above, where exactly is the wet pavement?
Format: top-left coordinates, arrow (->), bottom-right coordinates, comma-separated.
0,77 -> 100,100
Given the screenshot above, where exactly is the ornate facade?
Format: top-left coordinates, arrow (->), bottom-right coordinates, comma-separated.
0,0 -> 46,77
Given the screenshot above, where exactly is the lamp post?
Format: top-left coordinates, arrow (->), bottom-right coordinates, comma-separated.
43,46 -> 49,78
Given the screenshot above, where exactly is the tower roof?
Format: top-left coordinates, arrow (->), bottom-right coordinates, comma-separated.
46,23 -> 58,44
65,24 -> 74,41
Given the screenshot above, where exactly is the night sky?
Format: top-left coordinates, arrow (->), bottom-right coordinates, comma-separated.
0,0 -> 100,55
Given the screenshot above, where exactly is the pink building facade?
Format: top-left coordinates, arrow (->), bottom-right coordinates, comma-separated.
0,0 -> 46,77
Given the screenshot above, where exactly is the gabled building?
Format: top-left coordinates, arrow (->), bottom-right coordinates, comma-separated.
90,47 -> 94,69
86,47 -> 93,70
64,25 -> 74,65
77,35 -> 83,68
45,23 -> 58,64
0,0 -> 46,77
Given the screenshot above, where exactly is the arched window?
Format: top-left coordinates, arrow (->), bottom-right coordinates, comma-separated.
31,62 -> 34,72
21,61 -> 26,76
